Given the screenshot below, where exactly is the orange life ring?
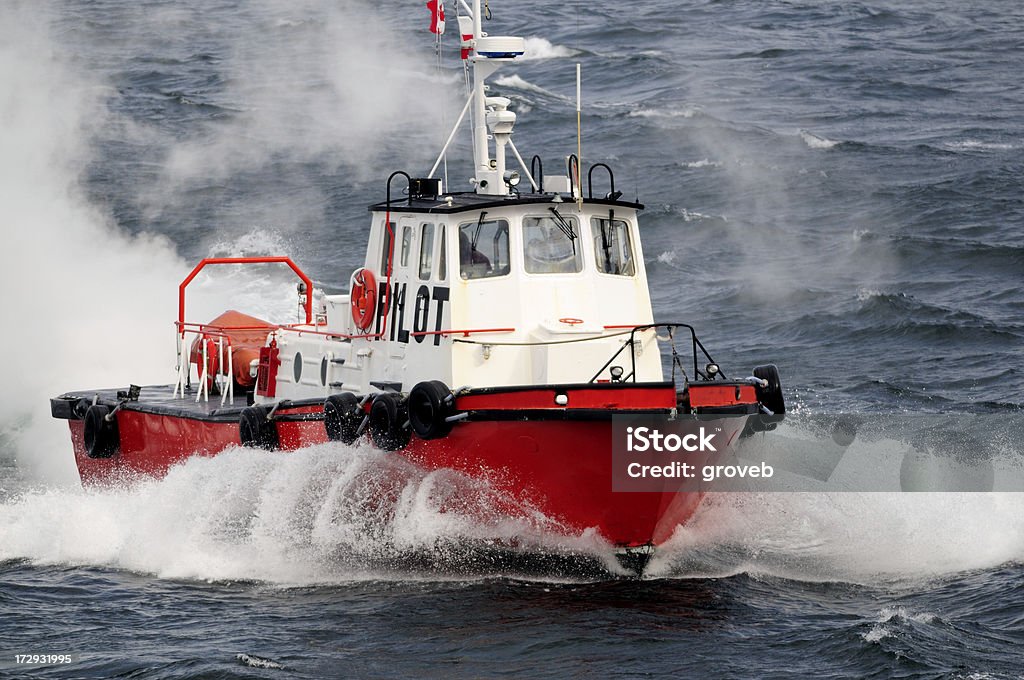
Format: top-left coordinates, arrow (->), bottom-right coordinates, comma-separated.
350,268 -> 377,331
559,317 -> 584,325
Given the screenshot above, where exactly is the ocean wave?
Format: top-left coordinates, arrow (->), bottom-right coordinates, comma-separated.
799,130 -> 840,150
519,36 -> 579,61
491,74 -> 570,103
942,139 -> 1017,153
628,106 -> 701,119
678,158 -> 722,169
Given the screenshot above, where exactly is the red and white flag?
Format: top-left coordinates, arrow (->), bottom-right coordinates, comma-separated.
426,0 -> 445,34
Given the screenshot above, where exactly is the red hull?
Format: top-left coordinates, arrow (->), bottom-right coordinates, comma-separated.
60,382 -> 758,548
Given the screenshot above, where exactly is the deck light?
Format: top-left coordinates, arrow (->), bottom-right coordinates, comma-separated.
610,366 -> 624,382
705,363 -> 720,378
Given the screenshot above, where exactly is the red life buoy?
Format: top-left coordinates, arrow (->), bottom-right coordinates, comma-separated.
350,268 -> 377,331
559,317 -> 584,325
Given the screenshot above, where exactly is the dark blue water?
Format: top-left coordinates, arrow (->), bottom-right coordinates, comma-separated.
1,0 -> 1023,677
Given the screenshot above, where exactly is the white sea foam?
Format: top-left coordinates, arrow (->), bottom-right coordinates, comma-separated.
876,606 -> 938,624
861,606 -> 938,643
649,491 -> 1024,583
944,140 -> 1015,152
519,37 -> 578,61
492,74 -> 569,102
236,654 -> 285,669
0,444 -> 610,583
799,130 -> 840,149
862,625 -> 890,643
629,107 -> 700,119
681,158 -> 722,169
856,288 -> 886,301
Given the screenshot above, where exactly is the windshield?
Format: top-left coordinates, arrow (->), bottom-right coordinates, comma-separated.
459,218 -> 510,279
523,215 -> 582,274
591,217 -> 635,276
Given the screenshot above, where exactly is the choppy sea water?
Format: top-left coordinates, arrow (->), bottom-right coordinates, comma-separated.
1,0 -> 1022,677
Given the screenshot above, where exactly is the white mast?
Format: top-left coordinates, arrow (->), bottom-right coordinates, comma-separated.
466,0 -> 524,196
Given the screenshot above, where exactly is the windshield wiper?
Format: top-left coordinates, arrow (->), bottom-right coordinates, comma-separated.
471,211 -> 487,251
547,207 -> 578,255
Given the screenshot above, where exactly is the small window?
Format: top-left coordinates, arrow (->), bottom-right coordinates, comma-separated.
400,225 -> 413,267
590,217 -> 635,276
523,214 -> 582,274
459,218 -> 510,280
379,221 -> 396,272
418,223 -> 434,280
438,226 -> 447,281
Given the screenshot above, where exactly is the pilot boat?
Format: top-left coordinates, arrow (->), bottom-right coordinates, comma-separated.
50,0 -> 784,573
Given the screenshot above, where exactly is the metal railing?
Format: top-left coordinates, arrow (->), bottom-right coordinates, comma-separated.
588,323 -> 721,387
174,324 -> 235,405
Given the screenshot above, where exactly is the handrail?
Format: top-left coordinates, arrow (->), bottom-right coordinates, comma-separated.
174,326 -> 235,405
177,257 -> 313,329
413,327 -> 516,339
587,162 -> 616,199
275,326 -> 375,340
176,322 -> 281,333
587,323 -> 721,385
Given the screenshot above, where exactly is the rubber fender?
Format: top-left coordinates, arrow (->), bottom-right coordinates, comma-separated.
368,393 -> 411,451
84,404 -> 120,459
324,392 -> 362,444
239,405 -> 279,450
752,364 -> 785,416
407,380 -> 456,440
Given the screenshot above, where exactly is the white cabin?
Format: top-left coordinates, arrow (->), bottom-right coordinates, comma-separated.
261,192 -> 664,402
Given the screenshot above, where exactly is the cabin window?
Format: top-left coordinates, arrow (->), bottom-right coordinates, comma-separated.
438,226 -> 447,281
418,223 -> 434,280
523,214 -> 582,274
590,217 -> 635,276
400,225 -> 413,268
459,218 -> 510,280
379,221 -> 396,272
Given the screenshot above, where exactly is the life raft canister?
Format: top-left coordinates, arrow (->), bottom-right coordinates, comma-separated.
350,268 -> 377,331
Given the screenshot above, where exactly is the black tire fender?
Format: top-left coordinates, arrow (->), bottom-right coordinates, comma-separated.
752,364 -> 785,416
407,380 -> 456,440
324,393 -> 362,444
368,393 -> 411,451
84,404 -> 120,459
239,405 -> 279,450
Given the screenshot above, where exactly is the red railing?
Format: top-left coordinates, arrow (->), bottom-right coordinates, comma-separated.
177,256 -> 314,330
411,327 -> 516,339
